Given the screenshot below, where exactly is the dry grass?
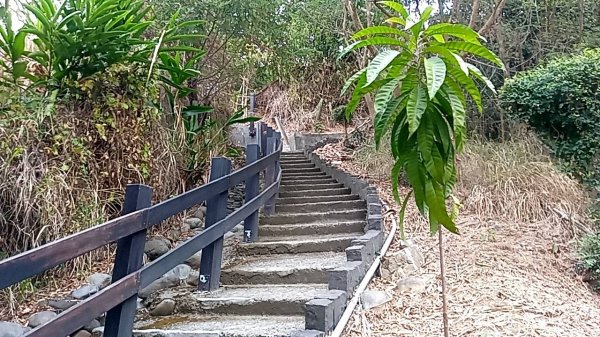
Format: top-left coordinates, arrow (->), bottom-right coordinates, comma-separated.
315,135 -> 600,337
456,132 -> 591,238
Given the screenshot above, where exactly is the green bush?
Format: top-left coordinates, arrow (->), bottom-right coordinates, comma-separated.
580,231 -> 600,289
499,49 -> 600,187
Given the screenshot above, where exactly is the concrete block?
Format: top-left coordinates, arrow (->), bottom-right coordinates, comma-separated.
316,290 -> 347,325
304,298 -> 334,332
367,214 -> 383,230
368,202 -> 382,215
345,245 -> 368,262
328,261 -> 364,293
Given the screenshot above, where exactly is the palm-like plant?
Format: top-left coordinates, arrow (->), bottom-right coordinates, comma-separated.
342,1 -> 504,234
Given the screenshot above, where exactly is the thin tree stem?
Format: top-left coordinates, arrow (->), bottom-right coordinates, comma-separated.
439,229 -> 450,337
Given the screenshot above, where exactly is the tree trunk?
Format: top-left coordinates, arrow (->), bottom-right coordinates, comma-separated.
478,0 -> 508,37
578,0 -> 585,41
451,0 -> 461,22
438,0 -> 446,21
469,0 -> 479,28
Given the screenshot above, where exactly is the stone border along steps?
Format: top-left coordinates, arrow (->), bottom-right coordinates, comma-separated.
132,147 -> 385,337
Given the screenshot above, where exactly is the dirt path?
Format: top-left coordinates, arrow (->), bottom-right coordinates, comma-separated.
315,144 -> 600,337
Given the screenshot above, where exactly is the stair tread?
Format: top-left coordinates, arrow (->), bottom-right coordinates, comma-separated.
224,252 -> 347,273
135,314 -> 305,337
256,232 -> 363,243
195,284 -> 326,302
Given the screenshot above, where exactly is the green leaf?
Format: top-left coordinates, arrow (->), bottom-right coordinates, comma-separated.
345,72 -> 368,121
338,37 -> 406,59
406,84 -> 428,134
352,26 -> 406,40
366,49 -> 401,86
424,23 -> 485,44
341,68 -> 366,95
442,41 -> 505,69
385,17 -> 406,26
398,190 -> 413,240
447,66 -> 482,112
444,85 -> 467,151
466,63 -> 496,93
11,31 -> 26,62
417,114 -> 445,183
424,56 -> 446,98
391,159 -> 403,203
404,151 -> 427,213
425,180 -> 458,234
380,1 -> 409,19
12,61 -> 28,80
374,81 -> 403,146
452,53 -> 469,75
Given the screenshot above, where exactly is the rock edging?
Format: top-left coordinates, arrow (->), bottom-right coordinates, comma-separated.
299,140 -> 386,335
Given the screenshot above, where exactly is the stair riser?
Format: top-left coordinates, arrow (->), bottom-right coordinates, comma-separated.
281,173 -> 328,180
177,300 -> 306,316
276,200 -> 366,213
279,188 -> 352,198
280,183 -> 345,192
277,194 -> 360,204
239,238 -> 355,255
281,163 -> 315,169
221,269 -> 329,285
262,210 -> 366,225
281,178 -> 337,185
260,222 -> 365,236
280,159 -> 312,164
282,168 -> 321,174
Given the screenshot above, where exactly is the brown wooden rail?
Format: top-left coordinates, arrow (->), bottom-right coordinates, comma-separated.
0,122 -> 282,337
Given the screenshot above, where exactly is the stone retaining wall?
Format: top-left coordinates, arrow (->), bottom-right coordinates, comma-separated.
299,139 -> 386,336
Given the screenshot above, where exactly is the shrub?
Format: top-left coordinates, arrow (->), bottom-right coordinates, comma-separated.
580,231 -> 600,289
499,49 -> 600,188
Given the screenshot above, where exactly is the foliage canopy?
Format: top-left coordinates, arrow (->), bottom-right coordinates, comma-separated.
500,49 -> 600,188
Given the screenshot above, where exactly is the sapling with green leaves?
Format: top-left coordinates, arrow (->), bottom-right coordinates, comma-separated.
341,1 -> 504,235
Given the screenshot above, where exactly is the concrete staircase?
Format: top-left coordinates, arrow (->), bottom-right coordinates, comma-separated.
134,152 -> 367,337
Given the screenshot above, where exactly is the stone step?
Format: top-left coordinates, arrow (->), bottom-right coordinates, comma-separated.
261,209 -> 366,225
279,188 -> 351,198
280,183 -> 345,192
280,177 -> 337,185
157,284 -> 328,316
276,194 -> 360,205
281,152 -> 305,157
276,200 -> 366,213
281,163 -> 315,169
282,167 -> 321,174
134,314 -> 306,337
281,172 -> 328,180
279,158 -> 312,164
221,252 -> 347,285
239,233 -> 361,255
260,221 -> 365,236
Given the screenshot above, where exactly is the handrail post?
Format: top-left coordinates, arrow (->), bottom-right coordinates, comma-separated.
264,137 -> 277,215
244,144 -> 260,242
260,122 -> 268,157
199,157 -> 231,291
104,184 -> 152,337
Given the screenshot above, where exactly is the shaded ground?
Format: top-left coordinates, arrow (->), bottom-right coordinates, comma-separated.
315,143 -> 600,337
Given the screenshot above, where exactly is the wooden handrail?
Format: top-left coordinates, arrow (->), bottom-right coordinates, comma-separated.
0,122 -> 283,337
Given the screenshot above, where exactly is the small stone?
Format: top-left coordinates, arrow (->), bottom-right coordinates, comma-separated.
0,321 -> 31,337
193,206 -> 206,220
180,223 -> 191,233
184,251 -> 202,269
163,264 -> 191,280
72,284 -> 99,300
149,299 -> 176,316
27,311 -> 57,328
83,319 -> 101,332
144,237 -> 170,260
72,330 -> 92,337
47,298 -> 77,311
138,275 -> 179,299
186,270 -> 200,287
396,275 -> 433,294
361,290 -> 392,310
91,326 -> 104,337
184,217 -> 203,229
87,273 -> 111,290
137,297 -> 145,310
